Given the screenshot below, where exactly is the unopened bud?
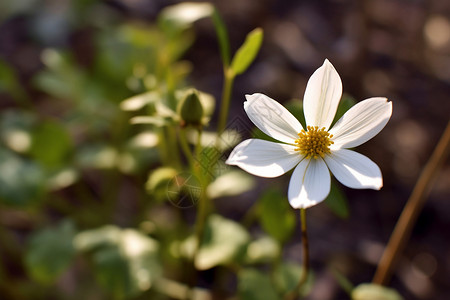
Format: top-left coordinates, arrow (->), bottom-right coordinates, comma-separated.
177,89 -> 204,127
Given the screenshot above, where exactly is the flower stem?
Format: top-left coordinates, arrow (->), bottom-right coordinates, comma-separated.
285,208 -> 310,300
373,120 -> 450,285
216,69 -> 235,145
186,188 -> 208,300
178,127 -> 195,170
167,125 -> 182,169
183,128 -> 209,300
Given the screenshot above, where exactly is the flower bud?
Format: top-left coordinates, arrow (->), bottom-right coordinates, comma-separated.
177,89 -> 204,127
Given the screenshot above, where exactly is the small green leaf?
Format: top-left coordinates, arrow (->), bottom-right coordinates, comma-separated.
92,246 -> 130,298
29,120 -> 72,167
212,7 -> 230,67
0,148 -> 45,206
130,116 -> 169,127
76,144 -> 118,170
195,215 -> 250,270
273,263 -> 314,297
73,225 -> 122,251
352,283 -> 403,300
259,189 -> 296,243
25,220 -> 76,284
324,181 -> 350,219
0,58 -> 28,102
207,170 -> 255,199
230,28 -> 263,76
74,226 -> 161,298
188,129 -> 240,151
146,167 -> 178,202
0,110 -> 35,153
158,2 -> 214,31
238,269 -> 280,300
245,236 -> 280,264
120,91 -> 159,111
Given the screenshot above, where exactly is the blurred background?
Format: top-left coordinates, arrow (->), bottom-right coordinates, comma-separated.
0,0 -> 449,299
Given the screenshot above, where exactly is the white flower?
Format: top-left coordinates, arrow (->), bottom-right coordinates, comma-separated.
226,59 -> 392,209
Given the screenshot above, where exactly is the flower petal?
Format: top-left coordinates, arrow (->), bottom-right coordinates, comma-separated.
226,139 -> 302,178
329,97 -> 392,149
288,158 -> 330,209
303,59 -> 343,130
324,149 -> 382,190
244,93 -> 303,144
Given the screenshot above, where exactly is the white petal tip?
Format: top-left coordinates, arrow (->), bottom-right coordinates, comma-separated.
288,197 -> 325,209
244,93 -> 258,101
373,181 -> 383,190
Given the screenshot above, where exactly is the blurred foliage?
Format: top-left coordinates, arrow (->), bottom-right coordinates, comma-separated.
259,188 -> 296,243
25,220 -> 76,284
74,226 -> 161,299
352,284 -> 404,300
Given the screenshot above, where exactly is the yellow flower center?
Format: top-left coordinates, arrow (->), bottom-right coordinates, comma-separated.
294,126 -> 334,159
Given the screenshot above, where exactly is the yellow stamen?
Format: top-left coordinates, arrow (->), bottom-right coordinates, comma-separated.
294,126 -> 334,159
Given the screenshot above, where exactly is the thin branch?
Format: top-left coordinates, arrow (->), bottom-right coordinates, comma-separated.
373,121 -> 450,285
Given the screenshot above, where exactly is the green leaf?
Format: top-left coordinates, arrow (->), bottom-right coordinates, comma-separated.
207,170 -> 255,199
188,129 -> 240,151
238,269 -> 280,300
120,91 -> 159,111
29,120 -> 72,167
158,2 -> 214,31
212,7 -> 230,67
195,214 -> 250,270
92,246 -> 131,298
73,225 -> 122,251
47,168 -> 78,191
130,116 -> 168,127
0,148 -> 45,206
34,49 -> 85,100
0,58 -> 28,102
352,283 -> 403,300
25,220 -> 76,284
76,144 -> 118,170
245,236 -> 281,264
324,181 -> 350,219
0,110 -> 35,153
230,28 -> 263,76
146,167 -> 178,202
74,226 -> 161,298
273,263 -> 314,297
259,189 -> 296,243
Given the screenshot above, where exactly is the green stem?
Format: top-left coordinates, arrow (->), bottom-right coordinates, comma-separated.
167,125 -> 182,169
194,128 -> 206,184
195,129 -> 203,165
157,127 -> 170,166
186,188 -> 209,300
178,127 -> 195,170
216,69 -> 235,145
285,208 -> 310,300
373,120 -> 450,285
185,128 -> 209,300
